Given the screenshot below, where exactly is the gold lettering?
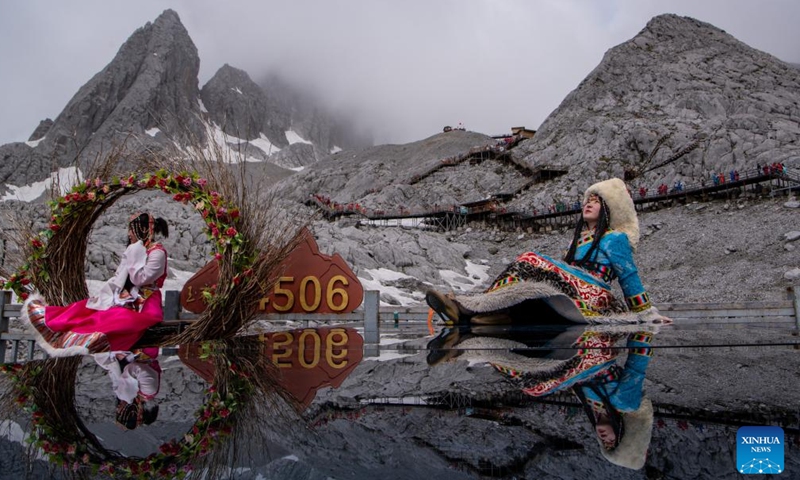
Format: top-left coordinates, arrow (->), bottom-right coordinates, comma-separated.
271,332 -> 293,368
273,276 -> 295,312
326,328 -> 349,369
326,275 -> 349,312
298,330 -> 321,368
258,296 -> 270,311
299,276 -> 322,312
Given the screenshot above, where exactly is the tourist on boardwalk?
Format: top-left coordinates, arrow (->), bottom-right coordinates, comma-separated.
22,213 -> 169,356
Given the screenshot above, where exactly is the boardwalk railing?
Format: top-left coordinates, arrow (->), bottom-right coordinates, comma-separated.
1,288 -> 798,363
308,167 -> 799,229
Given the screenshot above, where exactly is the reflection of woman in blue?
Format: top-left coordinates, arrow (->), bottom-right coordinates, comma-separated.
573,331 -> 654,469
448,329 -> 656,469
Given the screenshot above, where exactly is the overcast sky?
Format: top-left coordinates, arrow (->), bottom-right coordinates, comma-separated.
1,0 -> 798,146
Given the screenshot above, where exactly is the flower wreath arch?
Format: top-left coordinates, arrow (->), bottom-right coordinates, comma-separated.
4,169 -> 263,342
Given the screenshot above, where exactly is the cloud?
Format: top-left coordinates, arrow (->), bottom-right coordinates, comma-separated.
1,0 -> 798,146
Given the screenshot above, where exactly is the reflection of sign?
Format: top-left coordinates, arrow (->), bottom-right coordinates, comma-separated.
180,228 -> 363,314
261,327 -> 363,407
177,328 -> 363,409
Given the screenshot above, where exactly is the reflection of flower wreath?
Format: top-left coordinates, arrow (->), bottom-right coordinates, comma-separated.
0,341 -> 271,478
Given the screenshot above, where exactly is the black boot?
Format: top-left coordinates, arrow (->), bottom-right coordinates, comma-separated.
425,289 -> 462,325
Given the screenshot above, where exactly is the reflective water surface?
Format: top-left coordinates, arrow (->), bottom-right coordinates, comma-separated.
2,323 -> 799,479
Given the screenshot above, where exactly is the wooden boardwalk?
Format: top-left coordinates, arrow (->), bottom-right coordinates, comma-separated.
309,165 -> 799,231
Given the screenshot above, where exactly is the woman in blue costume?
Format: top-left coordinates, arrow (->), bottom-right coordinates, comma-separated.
426,177 -> 667,324
425,178 -> 670,469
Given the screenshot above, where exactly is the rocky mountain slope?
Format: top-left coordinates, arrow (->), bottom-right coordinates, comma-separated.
273,130 -> 497,208
509,14 -> 800,210
0,9 -> 368,198
265,13 -> 800,305
0,9 -> 204,189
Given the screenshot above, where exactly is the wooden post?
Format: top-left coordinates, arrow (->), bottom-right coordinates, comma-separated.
0,291 -> 9,363
164,290 -> 180,321
363,290 -> 379,357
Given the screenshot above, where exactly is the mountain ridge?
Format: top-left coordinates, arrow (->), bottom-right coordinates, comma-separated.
0,9 -> 369,195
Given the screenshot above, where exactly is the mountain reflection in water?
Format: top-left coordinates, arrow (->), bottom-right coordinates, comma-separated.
1,324 -> 798,479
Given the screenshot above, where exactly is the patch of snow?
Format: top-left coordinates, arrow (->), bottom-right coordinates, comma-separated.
282,455 -> 299,462
202,123 -> 278,163
198,98 -> 208,113
231,87 -> 243,95
440,260 -> 490,293
466,359 -> 493,367
25,137 -> 43,148
465,260 -> 491,284
1,166 -> 82,202
358,268 -> 423,306
145,127 -> 160,137
0,420 -> 25,443
331,145 -> 342,154
285,130 -> 312,145
248,133 -> 280,156
288,166 -> 305,172
0,420 -> 45,459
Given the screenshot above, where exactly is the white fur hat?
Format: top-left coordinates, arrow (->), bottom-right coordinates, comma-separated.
583,178 -> 640,250
598,397 -> 654,470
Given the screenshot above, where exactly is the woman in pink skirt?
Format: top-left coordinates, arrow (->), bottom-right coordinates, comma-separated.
23,213 -> 169,356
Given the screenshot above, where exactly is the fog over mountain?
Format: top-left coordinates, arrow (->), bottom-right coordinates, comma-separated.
1,1 -> 799,146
